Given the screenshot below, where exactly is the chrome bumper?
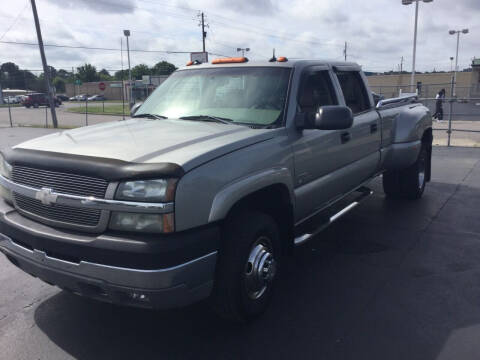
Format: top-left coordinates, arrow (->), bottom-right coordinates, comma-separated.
0,233 -> 218,309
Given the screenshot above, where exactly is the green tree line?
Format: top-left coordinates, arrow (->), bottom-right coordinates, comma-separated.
0,61 -> 177,94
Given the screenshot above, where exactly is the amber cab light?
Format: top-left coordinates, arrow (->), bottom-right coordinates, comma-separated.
277,56 -> 288,62
212,57 -> 248,64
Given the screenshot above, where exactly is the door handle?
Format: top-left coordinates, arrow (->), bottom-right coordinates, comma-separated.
370,124 -> 378,133
341,132 -> 351,144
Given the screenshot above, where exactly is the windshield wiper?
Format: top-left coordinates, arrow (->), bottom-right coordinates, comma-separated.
133,113 -> 168,120
178,115 -> 234,124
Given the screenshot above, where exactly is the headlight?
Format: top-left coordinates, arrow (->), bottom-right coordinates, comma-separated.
116,179 -> 177,202
0,153 -> 12,179
109,212 -> 175,233
0,153 -> 13,204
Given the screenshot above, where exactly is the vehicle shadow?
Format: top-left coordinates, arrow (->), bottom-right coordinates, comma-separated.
33,180 -> 470,360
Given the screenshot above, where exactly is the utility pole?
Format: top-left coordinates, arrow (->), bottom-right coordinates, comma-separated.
400,56 -> 404,72
72,66 -> 76,97
120,37 -> 125,120
123,30 -> 133,108
30,0 -> 58,128
201,12 -> 206,52
343,42 -> 347,61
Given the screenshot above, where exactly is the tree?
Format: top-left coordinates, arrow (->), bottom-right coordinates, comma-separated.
76,63 -> 99,82
152,61 -> 177,75
53,77 -> 66,93
131,64 -> 150,80
57,69 -> 73,82
98,69 -> 113,81
114,70 -> 128,80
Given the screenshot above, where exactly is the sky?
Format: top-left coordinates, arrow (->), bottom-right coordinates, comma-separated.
0,0 -> 478,75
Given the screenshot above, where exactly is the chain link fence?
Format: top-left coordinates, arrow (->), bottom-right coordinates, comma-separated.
371,82 -> 480,147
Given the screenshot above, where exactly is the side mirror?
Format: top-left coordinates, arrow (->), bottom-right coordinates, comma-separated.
296,105 -> 353,130
130,102 -> 143,117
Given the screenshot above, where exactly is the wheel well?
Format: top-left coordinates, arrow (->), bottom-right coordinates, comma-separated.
225,184 -> 295,255
422,128 -> 433,181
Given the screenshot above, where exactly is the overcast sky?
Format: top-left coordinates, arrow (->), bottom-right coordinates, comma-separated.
0,0 -> 478,75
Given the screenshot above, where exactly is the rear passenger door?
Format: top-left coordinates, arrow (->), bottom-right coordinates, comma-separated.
334,69 -> 381,180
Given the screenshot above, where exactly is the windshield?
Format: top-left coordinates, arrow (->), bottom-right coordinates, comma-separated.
136,67 -> 291,126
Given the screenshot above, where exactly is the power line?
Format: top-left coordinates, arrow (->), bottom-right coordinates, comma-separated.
0,1 -> 29,41
0,40 -> 193,53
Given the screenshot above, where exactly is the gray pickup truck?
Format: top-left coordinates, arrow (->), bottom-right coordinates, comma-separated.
0,58 -> 432,321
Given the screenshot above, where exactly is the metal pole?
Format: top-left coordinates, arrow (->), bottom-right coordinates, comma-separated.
30,0 -> 58,128
120,37 -> 125,120
126,35 -> 133,108
453,31 -> 460,97
102,100 -> 104,112
410,0 -> 419,92
7,99 -> 12,127
72,66 -> 76,98
45,106 -> 47,128
447,76 -> 454,147
85,97 -> 88,126
201,12 -> 206,53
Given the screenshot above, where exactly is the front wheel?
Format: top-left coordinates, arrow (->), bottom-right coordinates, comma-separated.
383,145 -> 428,200
211,211 -> 281,322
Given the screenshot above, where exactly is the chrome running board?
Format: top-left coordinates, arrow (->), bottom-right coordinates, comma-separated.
294,186 -> 373,246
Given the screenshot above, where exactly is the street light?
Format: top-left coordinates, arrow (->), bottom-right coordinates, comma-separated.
123,29 -> 133,108
449,28 -> 469,96
237,47 -> 250,57
450,56 -> 454,72
402,0 -> 433,92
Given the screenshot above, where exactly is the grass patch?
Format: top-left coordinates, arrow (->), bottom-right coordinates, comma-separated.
67,104 -> 129,116
0,104 -> 22,108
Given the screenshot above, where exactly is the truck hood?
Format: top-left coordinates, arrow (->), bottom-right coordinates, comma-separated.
14,119 -> 275,171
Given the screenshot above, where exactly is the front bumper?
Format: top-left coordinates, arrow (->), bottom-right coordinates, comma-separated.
0,200 -> 219,309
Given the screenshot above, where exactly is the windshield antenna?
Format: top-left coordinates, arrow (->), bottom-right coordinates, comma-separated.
269,48 -> 277,62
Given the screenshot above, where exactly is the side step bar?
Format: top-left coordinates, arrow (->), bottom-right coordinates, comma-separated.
294,186 -> 373,246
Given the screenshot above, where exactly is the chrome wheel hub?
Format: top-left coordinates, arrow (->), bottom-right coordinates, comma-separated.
244,237 -> 276,300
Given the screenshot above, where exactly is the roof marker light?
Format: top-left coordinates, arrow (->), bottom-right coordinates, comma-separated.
212,57 -> 248,64
277,56 -> 288,62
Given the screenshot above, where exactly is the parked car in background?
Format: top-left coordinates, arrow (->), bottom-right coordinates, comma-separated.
2,96 -> 19,104
15,95 -> 27,103
56,94 -> 69,102
88,94 -> 106,101
22,93 -> 61,108
69,94 -> 88,101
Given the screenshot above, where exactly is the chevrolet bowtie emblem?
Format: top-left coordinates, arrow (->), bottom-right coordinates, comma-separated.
35,188 -> 58,206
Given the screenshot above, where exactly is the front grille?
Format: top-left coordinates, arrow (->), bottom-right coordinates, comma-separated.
11,166 -> 108,228
12,166 -> 108,198
13,194 -> 101,227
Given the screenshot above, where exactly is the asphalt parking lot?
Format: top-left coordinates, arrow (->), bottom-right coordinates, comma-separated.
0,127 -> 480,360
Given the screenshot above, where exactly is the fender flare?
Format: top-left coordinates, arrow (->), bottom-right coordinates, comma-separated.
208,167 -> 295,223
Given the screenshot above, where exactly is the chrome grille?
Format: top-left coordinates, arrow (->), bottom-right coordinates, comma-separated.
14,193 -> 101,226
11,166 -> 108,227
12,166 -> 108,198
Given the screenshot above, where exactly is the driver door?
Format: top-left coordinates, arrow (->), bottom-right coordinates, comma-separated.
293,68 -> 356,222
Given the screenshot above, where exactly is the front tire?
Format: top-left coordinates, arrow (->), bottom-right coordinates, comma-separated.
211,211 -> 281,322
383,145 -> 428,200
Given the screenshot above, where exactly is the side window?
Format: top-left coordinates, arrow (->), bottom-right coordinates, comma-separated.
298,71 -> 337,113
336,71 -> 370,114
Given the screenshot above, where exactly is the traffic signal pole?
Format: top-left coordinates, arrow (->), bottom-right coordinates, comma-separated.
30,0 -> 58,128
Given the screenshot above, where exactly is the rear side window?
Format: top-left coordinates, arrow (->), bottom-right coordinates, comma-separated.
297,71 -> 337,113
335,71 -> 370,114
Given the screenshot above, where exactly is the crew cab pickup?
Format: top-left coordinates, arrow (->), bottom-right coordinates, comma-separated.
0,58 -> 432,321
